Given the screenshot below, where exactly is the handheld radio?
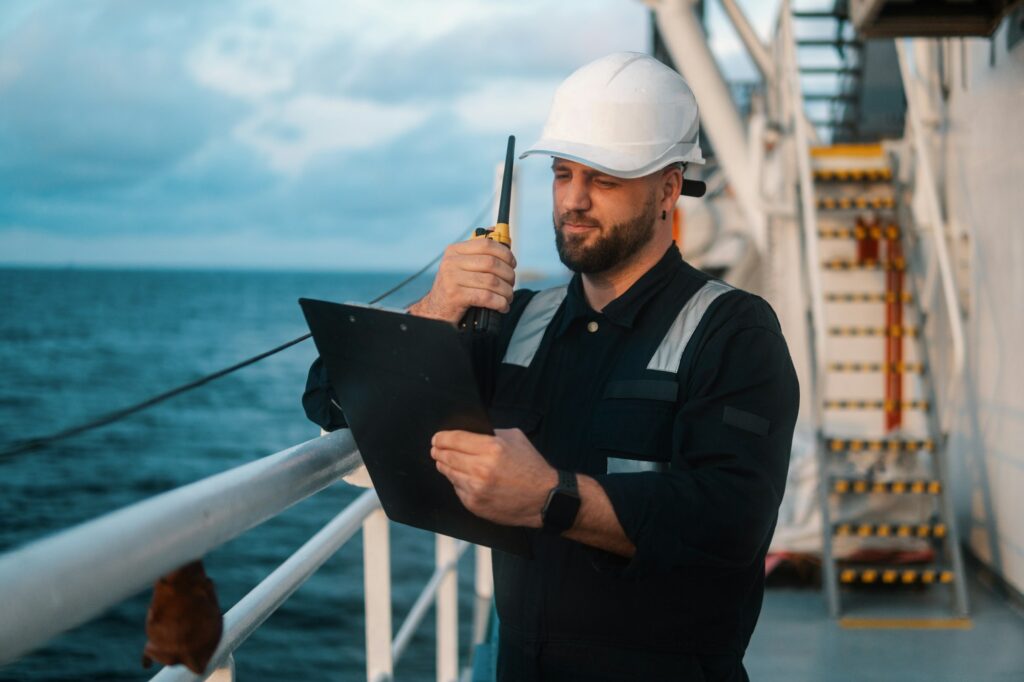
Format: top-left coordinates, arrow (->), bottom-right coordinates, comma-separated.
458,135 -> 515,335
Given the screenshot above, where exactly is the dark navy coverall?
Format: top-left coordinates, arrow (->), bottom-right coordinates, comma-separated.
303,244 -> 799,681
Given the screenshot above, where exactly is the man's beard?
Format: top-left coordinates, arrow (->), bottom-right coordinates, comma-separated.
554,193 -> 658,274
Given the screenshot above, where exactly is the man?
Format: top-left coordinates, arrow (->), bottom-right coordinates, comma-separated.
304,52 -> 798,681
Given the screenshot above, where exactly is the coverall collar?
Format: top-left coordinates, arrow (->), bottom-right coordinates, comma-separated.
556,243 -> 683,337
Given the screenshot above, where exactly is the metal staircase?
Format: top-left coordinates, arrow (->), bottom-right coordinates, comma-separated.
809,143 -> 970,619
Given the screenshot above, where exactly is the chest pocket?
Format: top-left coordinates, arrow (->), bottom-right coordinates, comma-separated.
589,380 -> 678,474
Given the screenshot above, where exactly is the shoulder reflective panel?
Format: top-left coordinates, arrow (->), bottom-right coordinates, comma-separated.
647,280 -> 733,374
502,286 -> 569,367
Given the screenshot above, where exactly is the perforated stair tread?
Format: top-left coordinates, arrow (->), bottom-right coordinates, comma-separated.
819,225 -> 901,239
814,168 -> 893,182
825,292 -> 913,303
833,522 -> 947,539
823,399 -> 929,410
817,196 -> 896,210
838,566 -> 955,585
827,362 -> 925,373
822,258 -> 906,271
831,478 -> 942,495
827,437 -> 936,452
828,325 -> 918,337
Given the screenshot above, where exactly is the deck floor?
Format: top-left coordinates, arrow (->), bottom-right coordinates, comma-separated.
745,570 -> 1024,681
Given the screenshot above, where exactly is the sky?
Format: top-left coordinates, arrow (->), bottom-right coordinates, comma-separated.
0,0 -> 777,273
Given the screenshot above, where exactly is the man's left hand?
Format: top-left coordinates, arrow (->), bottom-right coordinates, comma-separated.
431,428 -> 557,528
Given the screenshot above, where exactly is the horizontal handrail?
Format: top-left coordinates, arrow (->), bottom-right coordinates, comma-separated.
153,489 -> 382,681
0,429 -> 363,663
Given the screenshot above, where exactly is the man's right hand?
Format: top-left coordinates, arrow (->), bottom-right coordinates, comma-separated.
408,234 -> 516,325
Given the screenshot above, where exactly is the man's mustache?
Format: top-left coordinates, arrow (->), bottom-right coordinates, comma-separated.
556,212 -> 602,229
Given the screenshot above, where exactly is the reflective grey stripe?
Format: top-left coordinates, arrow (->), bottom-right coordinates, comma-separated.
646,280 -> 733,373
607,458 -> 668,474
501,286 -> 569,367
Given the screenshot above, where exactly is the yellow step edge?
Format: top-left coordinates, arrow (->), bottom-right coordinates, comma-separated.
816,197 -> 896,210
828,438 -> 936,452
827,325 -> 919,337
811,143 -> 885,158
834,523 -> 946,538
818,225 -> 900,239
839,618 -> 972,630
823,400 -> 929,410
824,292 -> 914,303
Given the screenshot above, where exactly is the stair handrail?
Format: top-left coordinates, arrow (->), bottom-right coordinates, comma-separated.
895,39 -> 967,435
780,0 -> 828,432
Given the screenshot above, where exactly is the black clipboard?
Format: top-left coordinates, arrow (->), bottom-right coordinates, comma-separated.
299,298 -> 531,557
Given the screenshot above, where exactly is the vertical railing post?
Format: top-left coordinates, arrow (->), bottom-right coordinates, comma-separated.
472,545 -> 494,646
363,509 -> 393,682
436,534 -> 458,682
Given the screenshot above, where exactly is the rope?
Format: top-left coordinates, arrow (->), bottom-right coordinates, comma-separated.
0,197 -> 493,460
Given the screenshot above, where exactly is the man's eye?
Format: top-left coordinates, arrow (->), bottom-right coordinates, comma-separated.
595,178 -> 617,188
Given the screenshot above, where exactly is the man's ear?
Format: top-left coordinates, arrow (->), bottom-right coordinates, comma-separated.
661,165 -> 683,204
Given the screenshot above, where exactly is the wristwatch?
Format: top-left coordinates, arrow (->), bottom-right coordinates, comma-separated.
541,470 -> 581,534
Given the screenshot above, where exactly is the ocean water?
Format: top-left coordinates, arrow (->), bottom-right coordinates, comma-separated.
0,266 -> 498,681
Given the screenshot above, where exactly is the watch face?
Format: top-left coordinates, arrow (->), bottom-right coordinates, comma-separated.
545,489 -> 581,533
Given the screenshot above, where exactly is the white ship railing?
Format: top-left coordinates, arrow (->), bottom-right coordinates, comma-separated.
895,39 -> 968,436
0,429 -> 493,682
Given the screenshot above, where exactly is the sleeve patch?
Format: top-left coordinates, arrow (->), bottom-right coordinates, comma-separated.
723,405 -> 770,436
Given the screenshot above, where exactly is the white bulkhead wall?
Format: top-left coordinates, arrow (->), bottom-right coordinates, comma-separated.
936,15 -> 1024,596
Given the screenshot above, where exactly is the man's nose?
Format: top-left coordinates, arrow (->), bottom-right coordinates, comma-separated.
559,177 -> 592,213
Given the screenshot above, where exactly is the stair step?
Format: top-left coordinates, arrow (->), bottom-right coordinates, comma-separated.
827,362 -> 925,374
822,258 -> 905,271
828,325 -> 918,337
824,399 -> 929,410
832,478 -> 942,494
817,196 -> 896,210
819,225 -> 900,239
825,292 -> 913,303
811,143 -> 884,158
834,522 -> 947,539
814,168 -> 892,182
838,566 -> 954,585
827,438 -> 935,453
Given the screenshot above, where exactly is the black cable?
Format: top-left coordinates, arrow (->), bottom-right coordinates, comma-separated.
0,196 -> 493,460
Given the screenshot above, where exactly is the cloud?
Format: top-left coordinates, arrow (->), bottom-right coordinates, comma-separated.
452,78 -> 561,135
0,0 -> 654,274
234,95 -> 432,174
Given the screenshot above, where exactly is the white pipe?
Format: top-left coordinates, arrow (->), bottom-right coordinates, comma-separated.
0,429 -> 363,663
718,0 -> 773,83
152,490 -> 381,682
648,0 -> 765,247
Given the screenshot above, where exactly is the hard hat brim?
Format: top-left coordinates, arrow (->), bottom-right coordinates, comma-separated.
520,137 -> 705,179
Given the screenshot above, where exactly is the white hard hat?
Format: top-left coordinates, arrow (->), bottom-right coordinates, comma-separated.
521,51 -> 704,179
